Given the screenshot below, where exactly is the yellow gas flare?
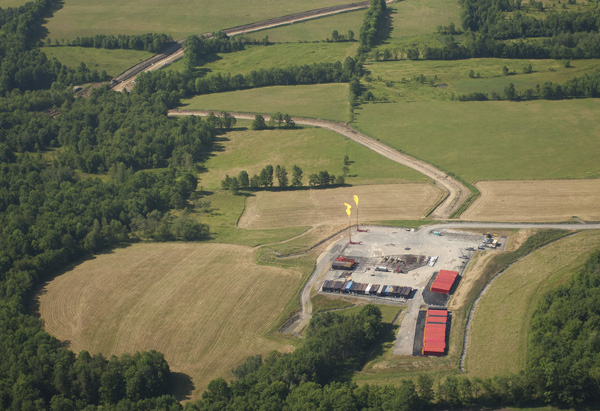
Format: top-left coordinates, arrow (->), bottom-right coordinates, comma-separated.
344,202 -> 352,217
353,195 -> 359,206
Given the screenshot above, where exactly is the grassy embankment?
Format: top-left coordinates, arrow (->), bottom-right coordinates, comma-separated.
245,9 -> 364,43
466,230 -> 600,377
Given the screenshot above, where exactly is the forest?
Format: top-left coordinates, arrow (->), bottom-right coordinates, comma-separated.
0,0 -> 599,409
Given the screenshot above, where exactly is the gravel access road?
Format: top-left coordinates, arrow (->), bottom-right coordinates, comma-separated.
168,110 -> 470,219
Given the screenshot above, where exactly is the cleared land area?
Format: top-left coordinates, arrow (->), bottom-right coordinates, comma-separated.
44,0 -> 350,40
355,99 -> 600,182
42,46 -> 154,77
238,183 -> 442,229
38,243 -> 301,399
200,126 -> 427,190
181,84 -> 351,122
466,230 -> 600,378
461,180 -> 600,222
169,42 -> 358,74
245,10 -> 364,43
366,58 -> 600,102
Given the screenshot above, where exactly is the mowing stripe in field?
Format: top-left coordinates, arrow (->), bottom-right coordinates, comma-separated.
38,243 -> 302,400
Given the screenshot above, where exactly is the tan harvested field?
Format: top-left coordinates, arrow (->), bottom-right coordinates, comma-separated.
238,183 -> 442,229
38,243 -> 301,400
461,180 -> 600,222
466,231 -> 600,378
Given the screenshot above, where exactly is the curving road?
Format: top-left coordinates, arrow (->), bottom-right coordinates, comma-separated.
110,1 -> 385,92
168,110 -> 470,219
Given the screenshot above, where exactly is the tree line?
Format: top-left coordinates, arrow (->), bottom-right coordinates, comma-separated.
62,33 -> 174,53
134,57 -> 362,101
358,0 -> 388,53
250,113 -> 295,130
457,68 -> 600,101
221,163 -> 347,193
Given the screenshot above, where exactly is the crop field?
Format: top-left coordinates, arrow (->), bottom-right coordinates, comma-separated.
355,99 -> 600,182
168,42 -> 358,74
461,180 -> 600,222
44,0 -> 349,40
199,126 -> 427,190
42,46 -> 154,77
237,183 -> 442,229
365,58 -> 600,102
37,243 -> 302,399
181,84 -> 351,122
245,10 -> 364,43
466,230 -> 600,378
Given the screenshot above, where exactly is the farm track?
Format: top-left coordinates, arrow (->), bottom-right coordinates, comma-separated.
110,0 -> 384,92
168,110 -> 469,219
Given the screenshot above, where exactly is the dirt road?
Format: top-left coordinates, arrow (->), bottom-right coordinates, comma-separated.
111,1 -> 379,92
168,110 -> 470,219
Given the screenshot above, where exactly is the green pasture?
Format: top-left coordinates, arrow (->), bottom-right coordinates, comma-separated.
181,84 -> 351,122
44,0 -> 350,41
387,0 -> 461,39
199,126 -> 426,191
365,58 -> 600,102
354,98 -> 600,182
0,0 -> 28,7
244,9 -> 364,43
43,46 -> 153,77
168,42 -> 358,74
466,230 -> 600,378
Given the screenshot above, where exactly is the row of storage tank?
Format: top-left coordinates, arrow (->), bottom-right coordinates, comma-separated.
422,309 -> 449,356
321,280 -> 412,298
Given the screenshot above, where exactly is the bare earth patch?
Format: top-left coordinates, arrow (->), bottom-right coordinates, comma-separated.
461,180 -> 600,222
238,183 -> 442,229
37,243 -> 301,400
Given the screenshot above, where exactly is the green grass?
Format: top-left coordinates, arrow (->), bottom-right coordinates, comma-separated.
244,9 -> 364,43
199,126 -> 426,191
387,0 -> 462,39
466,230 -> 600,378
364,58 -> 600,102
43,46 -> 154,77
196,190 -> 309,246
311,294 -> 355,313
354,98 -> 600,182
181,84 -> 351,122
44,0 -> 350,41
168,42 -> 358,74
0,0 -> 29,7
266,225 -> 346,256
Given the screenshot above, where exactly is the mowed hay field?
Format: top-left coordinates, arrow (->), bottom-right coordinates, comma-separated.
44,0 -> 349,40
38,243 -> 302,399
461,180 -> 600,222
355,99 -> 600,182
466,230 -> 600,378
238,183 -> 442,229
